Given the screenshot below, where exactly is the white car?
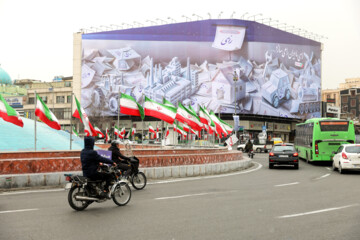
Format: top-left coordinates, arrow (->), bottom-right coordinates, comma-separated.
332,144 -> 360,174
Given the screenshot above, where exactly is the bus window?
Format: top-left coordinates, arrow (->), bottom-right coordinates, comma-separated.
320,121 -> 349,131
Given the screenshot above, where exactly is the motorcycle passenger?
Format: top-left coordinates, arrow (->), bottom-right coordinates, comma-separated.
108,140 -> 131,177
81,136 -> 115,197
244,139 -> 253,153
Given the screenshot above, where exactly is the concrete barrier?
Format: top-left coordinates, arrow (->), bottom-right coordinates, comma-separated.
0,159 -> 252,189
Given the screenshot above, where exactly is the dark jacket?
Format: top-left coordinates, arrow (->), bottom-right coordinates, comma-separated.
81,137 -> 114,178
108,144 -> 130,165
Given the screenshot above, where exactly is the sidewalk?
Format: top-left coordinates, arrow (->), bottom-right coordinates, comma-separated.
0,158 -> 252,189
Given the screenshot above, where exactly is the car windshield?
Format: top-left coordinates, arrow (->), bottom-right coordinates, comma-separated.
345,146 -> 360,153
273,146 -> 295,152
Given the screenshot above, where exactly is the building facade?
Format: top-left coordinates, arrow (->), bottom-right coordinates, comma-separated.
22,77 -> 73,131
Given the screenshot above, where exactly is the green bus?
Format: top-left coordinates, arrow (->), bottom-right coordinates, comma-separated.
295,118 -> 355,162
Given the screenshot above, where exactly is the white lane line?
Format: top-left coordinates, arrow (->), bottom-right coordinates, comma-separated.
0,208 -> 39,214
155,190 -> 237,200
155,192 -> 213,200
314,173 -> 330,180
149,162 -> 263,185
0,189 -> 64,196
275,182 -> 299,187
326,167 -> 331,171
278,204 -> 359,219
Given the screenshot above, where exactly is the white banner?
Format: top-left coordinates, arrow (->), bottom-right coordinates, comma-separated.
225,134 -> 239,147
212,26 -> 246,51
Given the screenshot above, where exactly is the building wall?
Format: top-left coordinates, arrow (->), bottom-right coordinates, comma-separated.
321,89 -> 340,107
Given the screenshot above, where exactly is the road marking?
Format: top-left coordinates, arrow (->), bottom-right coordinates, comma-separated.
314,173 -> 330,180
0,208 -> 39,214
275,182 -> 299,187
277,204 -> 359,219
0,189 -> 64,196
155,190 -> 237,200
326,167 -> 331,171
149,162 -> 263,185
155,192 -> 214,200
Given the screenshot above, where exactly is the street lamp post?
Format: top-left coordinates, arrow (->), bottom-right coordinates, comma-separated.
233,70 -> 239,140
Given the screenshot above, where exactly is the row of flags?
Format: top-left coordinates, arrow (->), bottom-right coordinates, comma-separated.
0,92 -> 233,140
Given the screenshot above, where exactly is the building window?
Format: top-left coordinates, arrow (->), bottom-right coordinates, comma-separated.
28,97 -> 34,104
351,99 -> 356,107
67,95 -> 72,103
65,82 -> 71,87
351,90 -> 356,97
41,96 -> 47,103
342,96 -> 348,103
53,108 -> 71,120
56,96 -> 65,103
351,109 -> 356,117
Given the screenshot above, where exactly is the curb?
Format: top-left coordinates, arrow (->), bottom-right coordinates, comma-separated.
0,159 -> 252,189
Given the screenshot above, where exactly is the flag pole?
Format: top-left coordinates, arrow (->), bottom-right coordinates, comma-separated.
70,92 -> 73,150
34,91 -> 37,151
117,91 -> 120,140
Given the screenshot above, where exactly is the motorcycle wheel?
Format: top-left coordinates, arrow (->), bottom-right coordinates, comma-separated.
68,186 -> 90,211
131,172 -> 147,190
112,182 -> 131,206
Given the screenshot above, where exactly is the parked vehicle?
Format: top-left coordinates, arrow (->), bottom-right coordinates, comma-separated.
237,140 -> 271,153
270,138 -> 283,145
332,144 -> 360,174
269,143 -> 299,169
64,164 -> 131,211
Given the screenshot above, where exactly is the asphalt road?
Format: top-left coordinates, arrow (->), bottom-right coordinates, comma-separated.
1,154 -> 360,240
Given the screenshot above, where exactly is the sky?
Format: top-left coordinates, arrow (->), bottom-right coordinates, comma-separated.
0,0 -> 359,90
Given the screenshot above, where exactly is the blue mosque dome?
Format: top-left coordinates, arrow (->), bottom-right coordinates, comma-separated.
0,65 -> 12,85
0,117 -> 90,151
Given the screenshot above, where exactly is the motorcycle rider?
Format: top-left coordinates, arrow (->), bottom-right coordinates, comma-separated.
81,136 -> 115,198
108,140 -> 131,178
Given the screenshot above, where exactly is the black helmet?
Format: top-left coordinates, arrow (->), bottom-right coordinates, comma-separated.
111,140 -> 120,147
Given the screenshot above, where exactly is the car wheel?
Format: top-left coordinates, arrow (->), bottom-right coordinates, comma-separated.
238,147 -> 243,151
294,164 -> 299,170
332,161 -> 337,171
256,149 -> 261,153
339,163 -> 345,174
269,163 -> 274,169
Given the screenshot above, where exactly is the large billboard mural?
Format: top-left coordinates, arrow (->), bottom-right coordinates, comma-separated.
81,19 -> 321,119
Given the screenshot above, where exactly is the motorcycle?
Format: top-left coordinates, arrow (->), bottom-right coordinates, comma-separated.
64,164 -> 131,211
122,156 -> 147,190
247,149 -> 255,159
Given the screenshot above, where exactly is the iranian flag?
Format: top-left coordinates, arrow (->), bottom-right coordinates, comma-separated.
131,127 -> 136,136
73,126 -> 79,137
94,126 -> 105,138
173,124 -> 177,132
175,124 -> 187,137
163,98 -> 176,108
199,106 -> 212,126
73,96 -> 97,137
182,124 -> 190,132
114,125 -> 120,136
120,127 -> 126,136
144,96 -> 177,124
209,111 -> 228,138
175,103 -> 203,131
149,124 -> 156,134
165,125 -> 170,139
105,128 -> 109,142
120,93 -> 145,119
190,128 -> 199,136
219,118 -> 233,134
0,94 -> 23,127
35,93 -> 61,130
